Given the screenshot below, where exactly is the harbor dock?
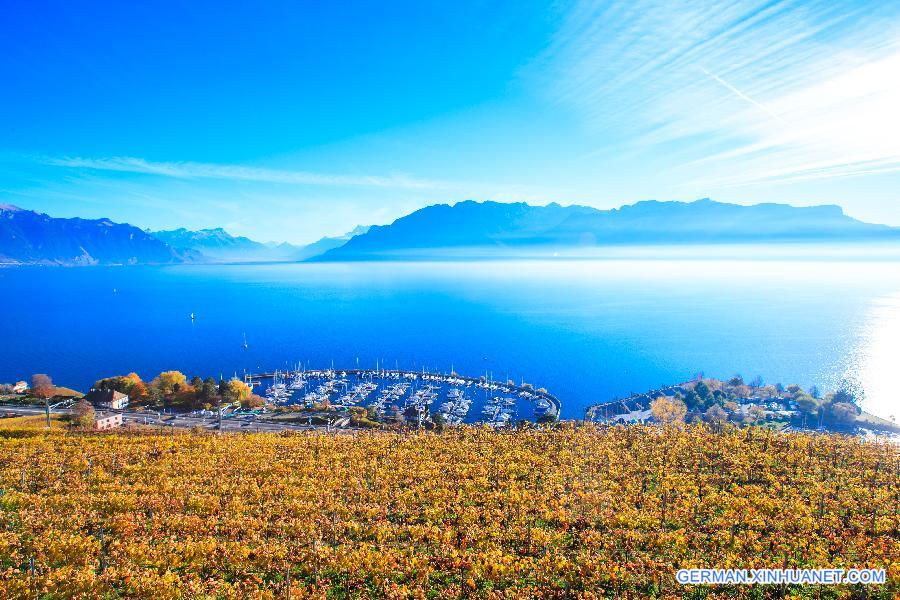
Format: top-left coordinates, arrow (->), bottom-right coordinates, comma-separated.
243,367 -> 561,422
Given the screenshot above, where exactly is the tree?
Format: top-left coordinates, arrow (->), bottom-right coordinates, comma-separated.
243,394 -> 265,409
72,399 -> 95,428
760,384 -> 779,398
704,404 -> 728,425
173,381 -> 198,409
223,379 -> 252,405
123,373 -> 150,403
832,387 -> 858,406
682,390 -> 702,411
129,380 -> 149,403
795,393 -> 819,428
31,374 -> 55,428
795,394 -> 819,416
94,377 -> 115,391
94,373 -> 148,404
694,380 -> 711,402
651,396 -> 687,425
31,374 -> 55,400
151,371 -> 187,397
147,384 -> 164,407
827,402 -> 859,425
746,404 -> 766,424
730,384 -> 752,399
201,377 -> 219,404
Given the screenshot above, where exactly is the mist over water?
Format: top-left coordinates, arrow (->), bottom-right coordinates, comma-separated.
1,256 -> 898,420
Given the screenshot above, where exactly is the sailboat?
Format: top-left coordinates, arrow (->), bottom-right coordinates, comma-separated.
242,333 -> 248,349
190,312 -> 195,320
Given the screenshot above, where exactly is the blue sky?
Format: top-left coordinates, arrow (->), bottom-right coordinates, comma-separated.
2,0 -> 900,243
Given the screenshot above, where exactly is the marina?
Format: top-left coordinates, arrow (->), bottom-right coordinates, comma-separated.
244,367 -> 560,426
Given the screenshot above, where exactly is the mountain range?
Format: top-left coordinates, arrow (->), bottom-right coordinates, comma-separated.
0,204 -> 197,266
0,204 -> 369,266
314,199 -> 900,261
2,199 -> 898,266
150,225 -> 371,263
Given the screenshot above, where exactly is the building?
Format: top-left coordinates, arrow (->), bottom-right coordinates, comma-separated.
403,405 -> 424,425
85,388 -> 129,410
609,408 -> 653,424
94,412 -> 123,431
12,381 -> 27,394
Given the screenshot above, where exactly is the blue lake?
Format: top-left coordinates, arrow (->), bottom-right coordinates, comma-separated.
1,258 -> 899,420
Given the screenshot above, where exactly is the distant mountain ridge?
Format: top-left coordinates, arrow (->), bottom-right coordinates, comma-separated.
0,205 -> 196,266
151,225 -> 371,262
0,202 -> 370,266
150,227 -> 298,262
313,199 -> 900,261
290,225 -> 371,261
3,199 -> 898,266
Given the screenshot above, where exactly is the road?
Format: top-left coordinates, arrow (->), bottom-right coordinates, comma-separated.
0,404 -> 356,433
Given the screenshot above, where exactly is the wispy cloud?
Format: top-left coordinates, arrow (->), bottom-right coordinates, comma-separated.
43,155 -> 444,190
36,154 -> 586,206
682,47 -> 900,187
531,0 -> 900,188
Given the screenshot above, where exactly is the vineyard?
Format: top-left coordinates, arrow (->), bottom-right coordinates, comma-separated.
0,424 -> 896,598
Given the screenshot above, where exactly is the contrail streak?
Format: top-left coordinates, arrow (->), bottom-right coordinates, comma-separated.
699,66 -> 787,125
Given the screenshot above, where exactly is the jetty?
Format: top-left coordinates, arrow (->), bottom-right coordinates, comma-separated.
585,384 -> 686,423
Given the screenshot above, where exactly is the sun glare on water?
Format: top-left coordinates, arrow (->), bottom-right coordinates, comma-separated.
847,292 -> 900,422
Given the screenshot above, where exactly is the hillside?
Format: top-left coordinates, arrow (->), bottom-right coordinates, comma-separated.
292,225 -> 371,260
0,205 -> 195,266
0,425 -> 895,597
314,199 -> 900,261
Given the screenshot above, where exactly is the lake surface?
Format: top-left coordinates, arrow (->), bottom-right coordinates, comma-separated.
1,258 -> 898,420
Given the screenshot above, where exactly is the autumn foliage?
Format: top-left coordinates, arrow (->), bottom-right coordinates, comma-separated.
0,425 -> 896,598
29,374 -> 54,401
93,371 -> 258,411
